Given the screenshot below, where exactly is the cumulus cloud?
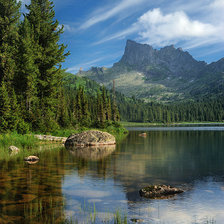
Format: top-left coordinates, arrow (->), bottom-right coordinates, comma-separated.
94,3 -> 224,52
136,8 -> 218,47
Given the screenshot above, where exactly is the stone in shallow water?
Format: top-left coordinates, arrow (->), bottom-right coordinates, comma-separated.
24,156 -> 39,162
139,185 -> 184,199
130,218 -> 144,223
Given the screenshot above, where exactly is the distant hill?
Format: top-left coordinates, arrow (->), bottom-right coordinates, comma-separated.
77,40 -> 224,103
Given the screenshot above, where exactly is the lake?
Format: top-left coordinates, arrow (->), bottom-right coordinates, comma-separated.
0,127 -> 224,223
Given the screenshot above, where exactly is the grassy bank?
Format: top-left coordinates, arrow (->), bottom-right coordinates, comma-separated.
0,124 -> 128,161
121,121 -> 224,127
0,132 -> 64,161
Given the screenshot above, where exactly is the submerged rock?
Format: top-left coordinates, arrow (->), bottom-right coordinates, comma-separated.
24,156 -> 39,162
139,185 -> 184,199
130,218 -> 144,223
139,133 -> 147,137
9,146 -> 20,155
65,130 -> 116,148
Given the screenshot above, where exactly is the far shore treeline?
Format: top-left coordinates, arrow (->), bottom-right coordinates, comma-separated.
0,0 -> 120,134
69,76 -> 224,124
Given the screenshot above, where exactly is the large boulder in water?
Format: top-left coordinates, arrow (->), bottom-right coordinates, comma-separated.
139,185 -> 184,199
65,130 -> 116,148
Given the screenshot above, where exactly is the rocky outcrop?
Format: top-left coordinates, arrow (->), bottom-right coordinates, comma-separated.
139,185 -> 184,199
69,145 -> 116,161
65,130 -> 116,148
120,40 -> 206,77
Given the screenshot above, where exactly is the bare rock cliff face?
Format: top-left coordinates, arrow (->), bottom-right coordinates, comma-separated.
119,40 -> 206,78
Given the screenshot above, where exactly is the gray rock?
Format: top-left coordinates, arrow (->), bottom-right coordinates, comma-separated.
24,156 -> 39,162
65,130 -> 116,148
130,218 -> 144,223
139,185 -> 184,199
9,146 -> 20,154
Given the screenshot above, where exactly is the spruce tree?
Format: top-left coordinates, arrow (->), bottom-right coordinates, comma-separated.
0,81 -> 11,132
26,0 -> 69,130
0,0 -> 21,88
80,87 -> 90,126
16,17 -> 38,114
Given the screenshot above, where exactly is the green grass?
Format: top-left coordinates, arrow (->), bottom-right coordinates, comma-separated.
60,204 -> 129,224
0,132 -> 62,161
0,132 -> 39,149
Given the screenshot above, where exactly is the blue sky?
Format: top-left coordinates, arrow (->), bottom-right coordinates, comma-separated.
20,0 -> 224,73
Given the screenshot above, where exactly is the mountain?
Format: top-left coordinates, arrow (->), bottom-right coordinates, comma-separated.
77,40 -> 224,103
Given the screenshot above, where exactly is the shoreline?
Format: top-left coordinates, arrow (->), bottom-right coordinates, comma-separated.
121,121 -> 224,127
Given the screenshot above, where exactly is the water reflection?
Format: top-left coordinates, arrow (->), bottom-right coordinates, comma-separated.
68,145 -> 116,161
0,129 -> 224,223
0,149 -> 68,224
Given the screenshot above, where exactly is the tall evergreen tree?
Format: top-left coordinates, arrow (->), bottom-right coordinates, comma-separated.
25,0 -> 69,130
16,17 -> 38,114
0,81 -> 11,132
0,0 -> 21,88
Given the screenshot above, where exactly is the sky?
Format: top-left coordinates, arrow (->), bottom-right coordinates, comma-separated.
20,0 -> 224,73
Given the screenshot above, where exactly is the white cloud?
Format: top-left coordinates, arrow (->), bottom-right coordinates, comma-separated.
136,8 -> 217,46
61,24 -> 76,33
67,58 -> 104,73
67,52 -> 123,73
93,26 -> 138,45
94,3 -> 224,53
80,0 -> 147,30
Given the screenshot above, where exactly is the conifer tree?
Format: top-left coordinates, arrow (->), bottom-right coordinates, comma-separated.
0,0 -> 21,89
80,87 -> 90,126
0,81 -> 11,132
97,91 -> 105,127
106,95 -> 112,121
25,0 -> 69,129
17,17 -> 38,114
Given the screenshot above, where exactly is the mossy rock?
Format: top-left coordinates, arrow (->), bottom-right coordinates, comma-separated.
139,185 -> 184,199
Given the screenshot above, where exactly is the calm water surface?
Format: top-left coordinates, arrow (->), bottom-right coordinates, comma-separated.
1,127 -> 224,223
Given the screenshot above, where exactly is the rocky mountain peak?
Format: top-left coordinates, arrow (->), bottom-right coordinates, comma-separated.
120,40 -> 156,66
208,58 -> 224,72
119,40 -> 206,77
